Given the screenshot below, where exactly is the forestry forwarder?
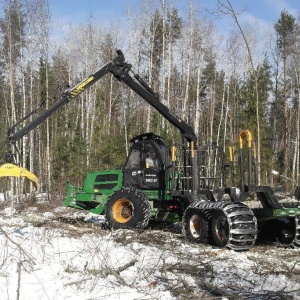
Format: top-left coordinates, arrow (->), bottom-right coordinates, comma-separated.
3,50 -> 299,251
60,50 -> 258,251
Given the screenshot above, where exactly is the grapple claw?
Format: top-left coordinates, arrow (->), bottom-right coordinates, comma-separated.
0,163 -> 39,190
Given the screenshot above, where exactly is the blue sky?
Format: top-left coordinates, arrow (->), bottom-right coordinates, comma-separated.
49,0 -> 300,28
49,0 -> 131,24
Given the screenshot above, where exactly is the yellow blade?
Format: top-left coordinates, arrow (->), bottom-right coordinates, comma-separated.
0,163 -> 39,190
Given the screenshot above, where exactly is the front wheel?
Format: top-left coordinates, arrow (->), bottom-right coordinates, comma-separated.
105,187 -> 151,229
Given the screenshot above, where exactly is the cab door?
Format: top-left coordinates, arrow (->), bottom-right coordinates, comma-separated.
141,143 -> 165,190
123,146 -> 143,188
123,140 -> 166,190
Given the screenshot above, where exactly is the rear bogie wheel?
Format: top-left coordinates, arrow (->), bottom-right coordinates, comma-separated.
105,187 -> 151,229
257,218 -> 296,245
274,218 -> 295,245
212,210 -> 230,247
183,208 -> 208,243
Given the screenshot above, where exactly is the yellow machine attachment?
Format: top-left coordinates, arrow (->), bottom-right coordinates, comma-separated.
238,130 -> 253,187
0,163 -> 39,190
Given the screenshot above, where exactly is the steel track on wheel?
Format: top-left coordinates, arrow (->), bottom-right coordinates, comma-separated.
183,201 -> 258,251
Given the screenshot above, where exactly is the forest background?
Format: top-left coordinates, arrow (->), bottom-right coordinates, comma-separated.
0,0 -> 299,198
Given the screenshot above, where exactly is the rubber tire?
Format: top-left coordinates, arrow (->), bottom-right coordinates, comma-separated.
105,186 -> 151,229
275,218 -> 295,244
182,207 -> 209,243
211,210 -> 230,247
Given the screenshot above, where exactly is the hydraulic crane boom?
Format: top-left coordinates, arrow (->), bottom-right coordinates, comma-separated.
8,50 -> 196,145
6,50 -> 199,191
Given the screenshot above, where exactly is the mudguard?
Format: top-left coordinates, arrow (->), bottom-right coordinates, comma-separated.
0,163 -> 39,190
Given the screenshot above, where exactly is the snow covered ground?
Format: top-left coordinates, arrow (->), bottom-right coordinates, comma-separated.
0,201 -> 300,300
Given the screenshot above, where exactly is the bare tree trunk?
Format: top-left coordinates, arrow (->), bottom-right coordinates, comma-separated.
194,62 -> 202,137
146,12 -> 155,132
89,87 -> 97,164
38,0 -> 51,192
7,3 -> 16,128
19,47 -> 26,201
45,61 -> 51,191
254,76 -> 261,184
209,71 -> 216,146
223,84 -> 229,151
292,68 -> 300,185
283,55 -> 288,178
108,74 -> 114,134
296,70 -> 300,184
183,6 -> 194,121
216,74 -> 226,147
160,0 -> 166,130
4,0 -> 18,207
167,29 -> 173,134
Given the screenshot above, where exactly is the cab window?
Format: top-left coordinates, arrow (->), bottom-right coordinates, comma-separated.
125,149 -> 140,169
